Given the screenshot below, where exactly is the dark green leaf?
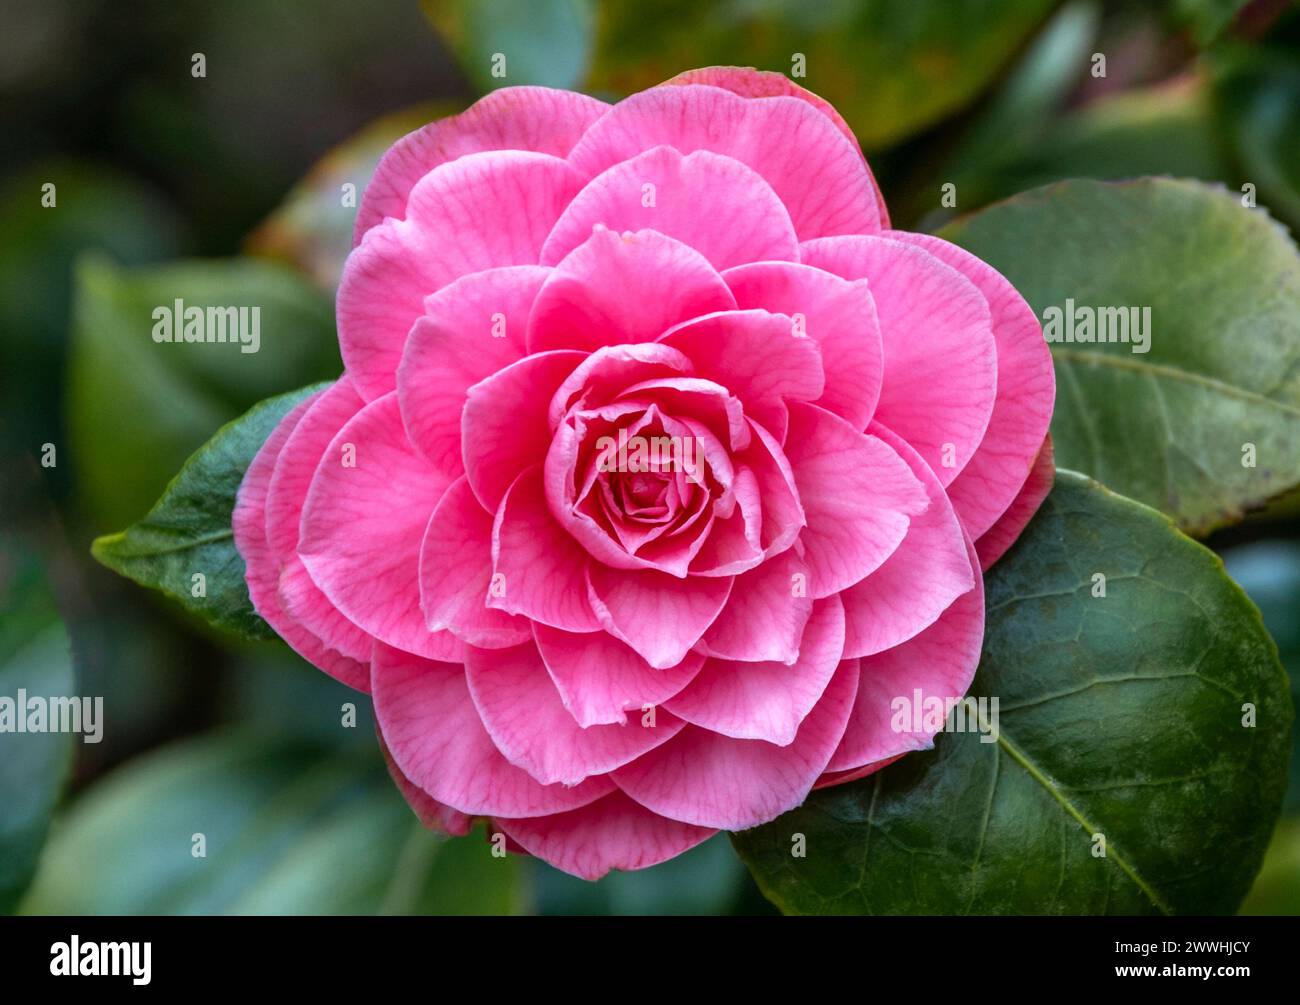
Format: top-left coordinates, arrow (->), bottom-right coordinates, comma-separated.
67,255 -> 339,529
733,472 -> 1292,915
939,178 -> 1300,534
91,383 -> 325,640
21,731 -> 524,915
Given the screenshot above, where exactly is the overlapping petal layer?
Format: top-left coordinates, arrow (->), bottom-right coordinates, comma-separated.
236,69 -> 1054,881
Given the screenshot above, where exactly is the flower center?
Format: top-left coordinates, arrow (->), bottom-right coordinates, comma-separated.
624,472 -> 663,506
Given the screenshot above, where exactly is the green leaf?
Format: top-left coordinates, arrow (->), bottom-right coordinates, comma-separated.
424,0 -> 594,92
939,178 -> 1300,535
733,471 -> 1292,915
585,0 -> 1059,150
21,731 -> 525,915
91,383 -> 325,640
246,102 -> 456,292
67,255 -> 339,529
0,623 -> 76,914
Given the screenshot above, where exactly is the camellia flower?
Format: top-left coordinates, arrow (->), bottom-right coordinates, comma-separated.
234,67 -> 1055,880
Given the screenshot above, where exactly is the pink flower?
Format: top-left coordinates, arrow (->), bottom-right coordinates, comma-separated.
234,68 -> 1055,880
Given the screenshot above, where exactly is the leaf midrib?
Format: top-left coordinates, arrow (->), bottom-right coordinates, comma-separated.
93,527 -> 234,561
988,715 -> 1173,915
1052,347 -> 1300,418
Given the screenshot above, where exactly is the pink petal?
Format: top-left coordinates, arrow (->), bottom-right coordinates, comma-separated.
666,595 -> 845,745
547,342 -> 693,428
699,547 -> 812,663
276,559 -> 371,667
613,656 -> 860,829
662,66 -> 888,226
495,790 -> 716,881
356,86 -> 608,242
586,564 -> 733,670
785,401 -> 927,599
617,376 -> 750,453
742,420 -> 806,555
419,476 -> 531,648
298,392 -> 462,661
339,151 -> 580,401
528,226 -> 736,353
265,378 -> 365,560
543,404 -> 726,578
976,433 -> 1054,570
840,421 -> 975,659
800,235 -> 998,485
812,752 -> 903,791
378,728 -> 472,837
233,391 -> 370,691
490,466 -> 601,632
461,349 -> 585,512
533,624 -> 704,727
541,145 -> 798,271
686,465 -> 763,576
372,642 -> 613,817
888,231 -> 1055,538
265,377 -> 373,664
398,265 -> 550,470
826,535 -> 984,774
464,642 -> 684,786
659,309 -> 824,436
722,261 -> 882,430
567,83 -> 883,239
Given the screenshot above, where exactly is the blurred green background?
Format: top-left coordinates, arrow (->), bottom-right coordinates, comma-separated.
1,0 -> 1298,915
